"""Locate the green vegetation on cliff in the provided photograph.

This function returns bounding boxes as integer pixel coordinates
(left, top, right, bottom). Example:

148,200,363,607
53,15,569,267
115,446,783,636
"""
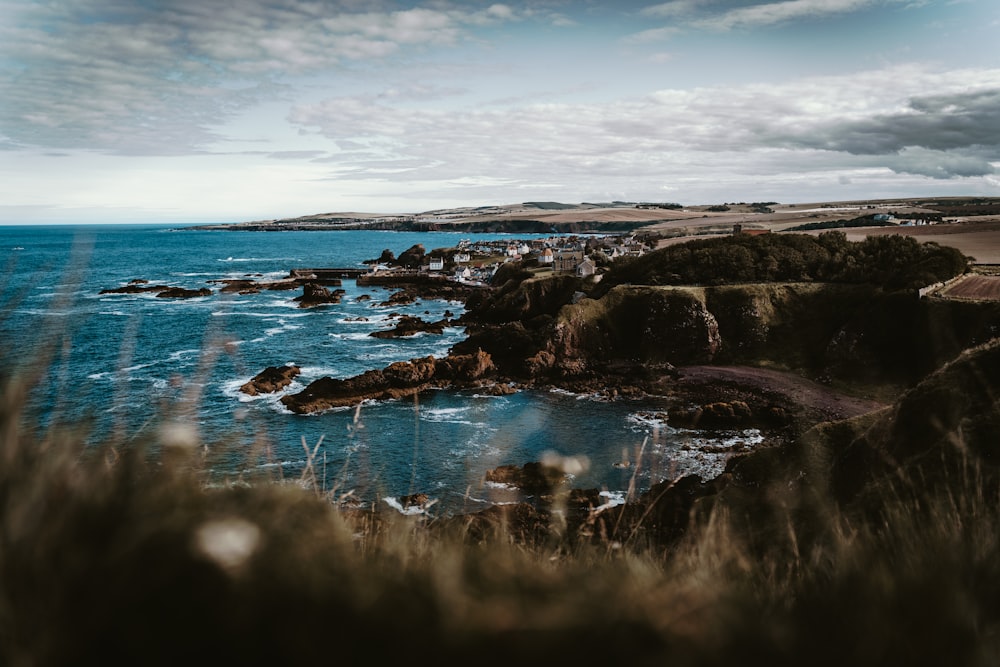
598,232,969,292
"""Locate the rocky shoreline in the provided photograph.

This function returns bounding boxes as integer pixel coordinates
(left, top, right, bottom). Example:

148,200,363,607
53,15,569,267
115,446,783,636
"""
106,234,1000,546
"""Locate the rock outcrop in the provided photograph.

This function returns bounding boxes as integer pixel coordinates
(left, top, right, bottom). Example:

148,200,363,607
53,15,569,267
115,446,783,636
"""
100,282,212,298
484,462,569,495
369,316,448,339
156,287,212,299
293,283,345,308
240,365,301,396
279,349,495,414
99,280,170,295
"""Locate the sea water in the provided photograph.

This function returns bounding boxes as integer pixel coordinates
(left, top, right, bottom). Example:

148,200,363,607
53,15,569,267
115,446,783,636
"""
0,224,757,513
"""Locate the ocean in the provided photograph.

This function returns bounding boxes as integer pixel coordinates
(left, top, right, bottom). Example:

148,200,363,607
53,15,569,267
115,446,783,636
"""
0,224,759,514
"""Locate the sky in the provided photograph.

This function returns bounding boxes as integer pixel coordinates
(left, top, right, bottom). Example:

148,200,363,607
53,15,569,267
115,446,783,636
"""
1,0,999,223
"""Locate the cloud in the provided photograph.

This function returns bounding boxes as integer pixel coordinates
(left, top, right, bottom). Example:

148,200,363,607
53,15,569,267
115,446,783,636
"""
288,64,1000,189
695,0,881,30
640,0,712,18
787,89,1000,155
625,26,682,42
633,0,908,35
0,0,521,154
768,88,1000,176
267,150,328,160
883,148,995,179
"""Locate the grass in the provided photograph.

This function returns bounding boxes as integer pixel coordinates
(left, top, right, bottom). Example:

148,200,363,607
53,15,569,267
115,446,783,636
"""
3,352,1000,667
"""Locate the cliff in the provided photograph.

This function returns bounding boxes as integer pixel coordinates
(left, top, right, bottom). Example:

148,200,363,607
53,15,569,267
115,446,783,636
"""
459,276,1000,389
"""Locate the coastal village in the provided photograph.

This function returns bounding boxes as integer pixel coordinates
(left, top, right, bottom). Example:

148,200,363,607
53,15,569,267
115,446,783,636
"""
366,234,654,285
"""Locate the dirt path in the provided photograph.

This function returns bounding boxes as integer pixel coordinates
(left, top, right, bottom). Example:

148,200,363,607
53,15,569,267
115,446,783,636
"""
675,365,887,422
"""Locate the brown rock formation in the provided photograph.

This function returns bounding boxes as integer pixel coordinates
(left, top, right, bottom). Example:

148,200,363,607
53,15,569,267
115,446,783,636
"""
370,316,447,339
484,462,568,495
214,279,262,294
279,350,495,414
240,365,301,396
293,283,345,308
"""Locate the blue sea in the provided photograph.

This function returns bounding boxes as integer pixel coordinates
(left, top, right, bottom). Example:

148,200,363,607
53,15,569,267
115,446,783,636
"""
0,225,759,513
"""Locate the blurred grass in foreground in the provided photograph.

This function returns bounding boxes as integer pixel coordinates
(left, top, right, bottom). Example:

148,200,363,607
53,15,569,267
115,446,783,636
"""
3,350,1000,667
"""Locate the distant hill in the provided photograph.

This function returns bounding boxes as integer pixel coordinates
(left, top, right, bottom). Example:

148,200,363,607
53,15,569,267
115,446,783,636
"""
184,197,1000,241
522,202,580,210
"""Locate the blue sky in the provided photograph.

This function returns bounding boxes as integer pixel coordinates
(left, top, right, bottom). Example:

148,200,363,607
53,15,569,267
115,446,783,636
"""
1,0,998,223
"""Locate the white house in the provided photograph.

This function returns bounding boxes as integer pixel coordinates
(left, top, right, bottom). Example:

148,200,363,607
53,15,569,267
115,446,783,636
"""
429,257,445,271
576,258,596,278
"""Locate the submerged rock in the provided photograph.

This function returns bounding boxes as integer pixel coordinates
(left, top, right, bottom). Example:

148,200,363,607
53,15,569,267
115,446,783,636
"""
100,283,171,295
156,287,212,299
101,282,212,299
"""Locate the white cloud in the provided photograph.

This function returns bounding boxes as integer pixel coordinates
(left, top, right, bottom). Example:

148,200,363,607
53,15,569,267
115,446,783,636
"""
695,0,890,30
288,64,1000,191
626,25,682,42
640,0,712,18
633,0,909,34
0,0,521,155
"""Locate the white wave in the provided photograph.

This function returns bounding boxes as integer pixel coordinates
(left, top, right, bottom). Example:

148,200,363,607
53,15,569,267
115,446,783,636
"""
221,378,253,402
484,481,518,490
256,460,304,470
470,390,516,399
421,407,477,425
335,332,378,342
262,322,302,338
121,362,155,373
299,366,338,378
14,308,72,317
627,412,670,430
383,497,435,516
425,407,469,417
592,491,626,512
220,376,304,405
214,310,312,319
168,348,201,362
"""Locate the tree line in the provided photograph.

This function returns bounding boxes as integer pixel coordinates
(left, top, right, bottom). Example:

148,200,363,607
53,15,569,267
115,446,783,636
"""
598,232,969,291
